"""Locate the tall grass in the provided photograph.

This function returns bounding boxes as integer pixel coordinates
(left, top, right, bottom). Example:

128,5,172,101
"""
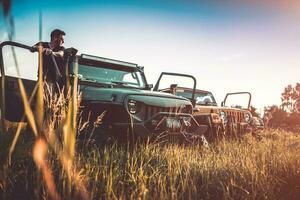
1,73,300,200
1,127,300,199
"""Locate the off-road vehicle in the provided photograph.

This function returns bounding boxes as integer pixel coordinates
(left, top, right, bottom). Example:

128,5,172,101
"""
0,41,206,143
155,72,255,140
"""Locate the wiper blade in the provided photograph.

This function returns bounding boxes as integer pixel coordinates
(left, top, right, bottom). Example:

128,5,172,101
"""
72,74,97,83
110,81,141,88
78,77,112,87
79,77,97,83
111,81,129,86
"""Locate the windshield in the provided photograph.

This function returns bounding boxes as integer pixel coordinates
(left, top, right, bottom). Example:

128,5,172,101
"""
175,90,217,106
195,93,217,105
72,62,146,88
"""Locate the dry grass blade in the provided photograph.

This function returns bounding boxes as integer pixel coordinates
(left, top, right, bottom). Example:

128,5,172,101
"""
93,110,106,128
33,138,61,200
36,45,44,132
0,71,6,134
0,0,13,134
8,83,38,165
72,58,78,132
60,58,91,199
63,103,75,159
1,0,11,17
59,152,91,200
18,79,38,136
63,57,78,160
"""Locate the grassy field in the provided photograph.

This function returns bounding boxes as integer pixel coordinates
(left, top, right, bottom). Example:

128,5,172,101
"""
1,127,300,200
0,67,299,199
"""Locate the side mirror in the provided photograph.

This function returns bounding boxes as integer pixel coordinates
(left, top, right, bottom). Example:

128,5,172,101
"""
146,84,153,90
170,84,178,89
170,84,178,94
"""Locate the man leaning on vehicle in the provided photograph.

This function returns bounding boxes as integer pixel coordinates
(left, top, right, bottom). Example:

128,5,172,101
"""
34,29,66,88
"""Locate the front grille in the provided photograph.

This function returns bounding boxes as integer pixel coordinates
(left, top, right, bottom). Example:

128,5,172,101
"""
225,111,245,123
141,104,197,134
143,105,189,120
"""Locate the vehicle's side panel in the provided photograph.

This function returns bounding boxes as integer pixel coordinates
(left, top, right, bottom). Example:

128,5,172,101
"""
0,76,36,122
0,41,38,122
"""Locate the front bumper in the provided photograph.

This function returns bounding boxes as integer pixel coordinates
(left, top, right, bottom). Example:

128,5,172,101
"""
113,112,207,138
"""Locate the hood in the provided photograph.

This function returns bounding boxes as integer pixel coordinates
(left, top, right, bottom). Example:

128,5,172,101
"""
79,86,191,107
194,105,250,114
194,105,219,114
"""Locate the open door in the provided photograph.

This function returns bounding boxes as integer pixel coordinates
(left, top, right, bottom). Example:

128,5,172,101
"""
153,72,197,106
0,41,38,122
222,92,252,109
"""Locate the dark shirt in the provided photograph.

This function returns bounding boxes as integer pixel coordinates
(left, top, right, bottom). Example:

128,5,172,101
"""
36,42,65,83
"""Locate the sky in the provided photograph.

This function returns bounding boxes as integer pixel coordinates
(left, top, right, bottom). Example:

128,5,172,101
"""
1,0,300,113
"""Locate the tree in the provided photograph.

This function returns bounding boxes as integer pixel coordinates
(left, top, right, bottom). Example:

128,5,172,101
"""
250,106,260,117
281,83,300,113
263,105,288,128
264,83,300,132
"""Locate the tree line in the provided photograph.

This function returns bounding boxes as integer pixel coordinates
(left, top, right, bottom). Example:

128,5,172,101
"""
264,83,300,132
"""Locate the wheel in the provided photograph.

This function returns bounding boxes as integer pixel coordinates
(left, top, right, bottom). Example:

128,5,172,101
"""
77,123,114,149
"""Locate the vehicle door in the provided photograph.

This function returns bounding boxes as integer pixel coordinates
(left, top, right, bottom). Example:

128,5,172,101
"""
153,72,197,106
0,41,38,122
222,92,252,109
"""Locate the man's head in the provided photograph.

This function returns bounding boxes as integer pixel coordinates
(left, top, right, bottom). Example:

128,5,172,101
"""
50,29,65,47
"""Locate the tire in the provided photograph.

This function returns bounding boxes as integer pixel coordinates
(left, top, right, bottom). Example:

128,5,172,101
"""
77,123,114,149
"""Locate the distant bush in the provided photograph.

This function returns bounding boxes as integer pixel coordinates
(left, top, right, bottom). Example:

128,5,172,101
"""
264,83,300,132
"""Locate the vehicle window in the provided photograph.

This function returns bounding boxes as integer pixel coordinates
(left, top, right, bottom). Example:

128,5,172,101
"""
196,95,215,105
123,73,136,83
2,46,38,80
174,90,216,105
175,91,192,99
76,63,146,88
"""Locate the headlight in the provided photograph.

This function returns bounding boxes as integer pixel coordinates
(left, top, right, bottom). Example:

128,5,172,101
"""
211,113,221,123
244,113,251,123
181,104,192,114
128,99,138,114
219,111,227,123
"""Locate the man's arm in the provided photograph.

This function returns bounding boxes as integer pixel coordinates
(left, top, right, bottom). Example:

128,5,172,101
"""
50,50,64,58
33,42,64,58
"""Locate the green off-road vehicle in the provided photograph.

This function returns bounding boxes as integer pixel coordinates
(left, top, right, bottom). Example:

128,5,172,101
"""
156,72,256,141
0,41,207,143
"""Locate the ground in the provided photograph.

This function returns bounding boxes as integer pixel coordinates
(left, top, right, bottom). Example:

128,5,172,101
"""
1,127,300,200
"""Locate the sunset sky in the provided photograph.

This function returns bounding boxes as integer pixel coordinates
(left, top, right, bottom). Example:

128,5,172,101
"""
1,0,300,113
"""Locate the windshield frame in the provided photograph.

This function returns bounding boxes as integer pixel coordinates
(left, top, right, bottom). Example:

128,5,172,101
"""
69,55,148,89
